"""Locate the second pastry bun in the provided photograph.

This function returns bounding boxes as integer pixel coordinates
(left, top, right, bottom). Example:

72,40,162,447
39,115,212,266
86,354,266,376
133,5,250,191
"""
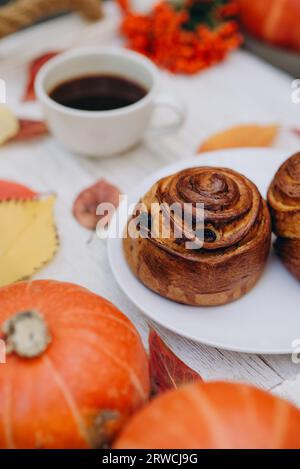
268,152,300,238
268,152,300,280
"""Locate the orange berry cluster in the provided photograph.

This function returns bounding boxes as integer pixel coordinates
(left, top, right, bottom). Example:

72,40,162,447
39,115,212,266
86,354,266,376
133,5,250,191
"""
118,1,242,74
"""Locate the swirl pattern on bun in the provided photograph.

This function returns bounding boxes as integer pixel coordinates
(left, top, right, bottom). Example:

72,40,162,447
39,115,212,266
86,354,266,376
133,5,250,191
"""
268,152,300,280
124,166,271,306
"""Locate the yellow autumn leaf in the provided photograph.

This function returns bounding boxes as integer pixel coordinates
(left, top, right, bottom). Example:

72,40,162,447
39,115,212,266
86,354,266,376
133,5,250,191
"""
197,124,279,153
0,196,58,287
0,105,19,145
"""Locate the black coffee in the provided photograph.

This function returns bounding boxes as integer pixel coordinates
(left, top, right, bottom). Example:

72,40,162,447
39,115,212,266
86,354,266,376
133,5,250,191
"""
49,74,148,111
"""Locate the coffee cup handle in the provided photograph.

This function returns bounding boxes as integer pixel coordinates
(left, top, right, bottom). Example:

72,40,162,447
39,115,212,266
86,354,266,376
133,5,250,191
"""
149,94,186,135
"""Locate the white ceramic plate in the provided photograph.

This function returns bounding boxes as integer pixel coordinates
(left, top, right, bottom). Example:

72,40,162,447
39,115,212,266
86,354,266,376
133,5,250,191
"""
108,148,300,354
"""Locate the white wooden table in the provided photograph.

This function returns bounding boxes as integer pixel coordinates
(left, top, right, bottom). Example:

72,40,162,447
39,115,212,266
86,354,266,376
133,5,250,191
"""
1,2,300,405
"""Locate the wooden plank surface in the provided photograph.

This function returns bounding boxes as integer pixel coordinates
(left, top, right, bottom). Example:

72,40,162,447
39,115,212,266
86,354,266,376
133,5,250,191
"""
1,2,300,402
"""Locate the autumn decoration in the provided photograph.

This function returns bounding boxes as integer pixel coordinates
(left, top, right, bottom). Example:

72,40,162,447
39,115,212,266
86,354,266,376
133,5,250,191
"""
0,105,19,144
0,280,150,448
118,0,242,74
0,180,37,201
73,179,121,230
0,278,299,450
149,329,202,395
0,105,48,145
197,123,279,152
11,119,49,141
23,51,60,101
238,0,300,52
0,195,58,287
114,381,300,449
1,1,299,452
292,128,300,139
0,180,58,287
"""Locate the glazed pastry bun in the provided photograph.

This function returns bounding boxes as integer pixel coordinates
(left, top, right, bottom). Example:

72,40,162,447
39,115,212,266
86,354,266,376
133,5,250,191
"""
124,166,271,306
268,152,300,280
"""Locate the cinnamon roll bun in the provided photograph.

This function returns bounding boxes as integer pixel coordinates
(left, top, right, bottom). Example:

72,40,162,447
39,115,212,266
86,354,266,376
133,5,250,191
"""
268,152,300,280
124,167,271,306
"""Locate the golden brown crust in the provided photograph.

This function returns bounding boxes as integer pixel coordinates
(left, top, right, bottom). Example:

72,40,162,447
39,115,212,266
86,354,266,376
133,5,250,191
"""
267,152,300,238
274,237,300,281
268,153,300,281
124,167,271,306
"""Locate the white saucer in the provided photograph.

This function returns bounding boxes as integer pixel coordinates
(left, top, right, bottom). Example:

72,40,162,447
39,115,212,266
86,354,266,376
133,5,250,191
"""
108,148,300,354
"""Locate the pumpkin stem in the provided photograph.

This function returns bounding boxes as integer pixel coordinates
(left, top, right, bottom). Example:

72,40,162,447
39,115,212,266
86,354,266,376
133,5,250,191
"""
2,311,51,358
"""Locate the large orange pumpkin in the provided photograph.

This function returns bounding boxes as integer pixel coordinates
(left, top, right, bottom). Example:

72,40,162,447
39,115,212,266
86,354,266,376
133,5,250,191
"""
114,381,300,449
239,0,300,51
0,280,150,449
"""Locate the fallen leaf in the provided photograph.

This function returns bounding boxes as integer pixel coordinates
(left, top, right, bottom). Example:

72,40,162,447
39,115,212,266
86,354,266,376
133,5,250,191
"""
149,329,202,395
0,196,58,287
0,180,37,200
197,124,279,153
0,105,19,144
23,51,60,101
11,119,48,142
73,179,121,230
291,128,300,138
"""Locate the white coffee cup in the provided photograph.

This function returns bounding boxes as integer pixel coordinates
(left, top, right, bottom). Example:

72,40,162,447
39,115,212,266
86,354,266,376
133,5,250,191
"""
35,47,185,158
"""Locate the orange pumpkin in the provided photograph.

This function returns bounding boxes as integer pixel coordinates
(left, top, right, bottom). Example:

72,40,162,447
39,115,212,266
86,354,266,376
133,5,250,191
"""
0,280,150,449
239,0,300,51
114,381,300,449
